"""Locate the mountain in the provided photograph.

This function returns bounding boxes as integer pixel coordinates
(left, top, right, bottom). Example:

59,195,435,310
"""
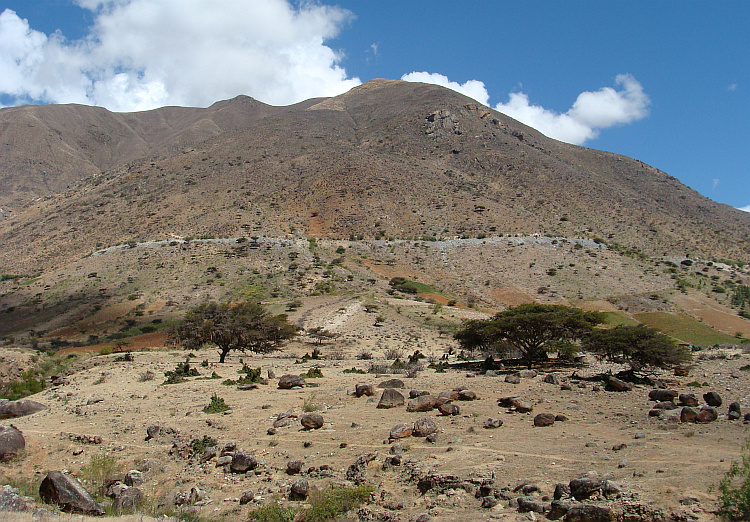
0,79,749,340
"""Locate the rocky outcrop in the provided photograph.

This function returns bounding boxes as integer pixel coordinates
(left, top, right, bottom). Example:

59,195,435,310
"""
39,471,105,515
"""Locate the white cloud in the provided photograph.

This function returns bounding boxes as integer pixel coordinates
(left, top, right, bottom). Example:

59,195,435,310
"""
728,83,738,92
739,205,750,213
496,74,650,144
712,178,720,190
0,1,361,111
401,71,490,106
403,71,650,145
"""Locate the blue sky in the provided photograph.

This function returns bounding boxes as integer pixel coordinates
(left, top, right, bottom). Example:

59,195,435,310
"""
1,1,748,213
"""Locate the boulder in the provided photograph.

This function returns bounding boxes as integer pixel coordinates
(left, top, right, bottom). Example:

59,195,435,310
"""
378,378,405,389
112,487,142,512
0,399,47,419
286,460,304,475
606,376,633,392
412,417,437,437
553,483,571,500
355,384,375,397
678,393,698,407
648,389,678,402
505,374,521,384
0,425,25,461
565,504,613,522
543,373,561,385
377,388,405,409
729,402,742,414
0,485,27,512
533,413,556,427
516,496,548,513
510,398,533,413
497,396,518,408
290,478,308,500
300,413,324,430
569,477,601,500
278,374,305,389
518,370,537,379
704,392,722,407
407,395,436,412
457,390,478,401
39,471,105,515
239,491,254,505
484,418,503,429
437,403,460,416
697,406,718,423
230,452,257,473
389,424,413,439
409,390,430,399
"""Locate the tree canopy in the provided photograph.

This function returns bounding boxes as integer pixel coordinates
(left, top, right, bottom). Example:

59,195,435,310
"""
169,301,297,363
582,324,690,372
454,303,603,368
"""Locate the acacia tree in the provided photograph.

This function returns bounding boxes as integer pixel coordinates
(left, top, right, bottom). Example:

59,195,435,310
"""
454,304,603,369
582,324,690,372
169,301,297,363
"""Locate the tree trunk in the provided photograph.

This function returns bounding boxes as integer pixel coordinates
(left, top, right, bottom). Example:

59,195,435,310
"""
219,347,229,363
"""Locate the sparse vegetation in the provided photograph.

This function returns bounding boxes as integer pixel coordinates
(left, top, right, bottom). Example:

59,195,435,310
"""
203,393,230,413
714,437,750,520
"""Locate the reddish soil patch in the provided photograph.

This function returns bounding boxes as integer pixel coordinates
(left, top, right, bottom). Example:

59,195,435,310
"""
673,291,750,337
56,331,169,355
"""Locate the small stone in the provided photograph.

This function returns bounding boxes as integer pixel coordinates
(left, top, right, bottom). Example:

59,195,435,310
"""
412,417,437,437
239,491,254,505
437,403,460,416
533,413,556,427
286,460,304,475
606,376,633,392
300,413,324,430
389,424,413,439
230,452,257,473
704,392,723,407
484,418,503,429
289,478,308,500
697,406,718,423
505,374,521,384
407,395,437,412
681,407,698,423
355,384,375,397
678,393,698,407
378,378,405,389
377,388,405,409
278,374,305,389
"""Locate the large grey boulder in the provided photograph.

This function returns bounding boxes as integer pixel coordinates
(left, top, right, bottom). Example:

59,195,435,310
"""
0,400,47,419
39,471,105,515
0,425,25,461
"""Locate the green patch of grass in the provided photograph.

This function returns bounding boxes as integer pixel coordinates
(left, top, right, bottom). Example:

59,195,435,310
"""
247,503,298,522
633,311,740,346
191,435,217,454
246,485,374,522
0,369,45,401
79,453,121,497
203,393,230,414
601,311,640,327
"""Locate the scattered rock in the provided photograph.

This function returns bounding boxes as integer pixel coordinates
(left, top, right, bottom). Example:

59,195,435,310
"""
437,403,460,416
565,503,613,522
606,376,633,392
569,477,601,500
703,391,722,407
407,395,436,412
278,374,305,389
113,487,142,512
680,407,698,423
543,373,561,385
0,399,47,419
533,413,556,427
239,490,254,504
377,388,405,409
355,384,375,397
484,418,503,429
510,398,533,413
0,425,25,461
648,389,678,402
553,483,571,500
286,460,304,475
412,417,437,437
678,393,699,407
300,413,324,430
0,485,27,511
505,374,521,384
289,478,308,500
518,370,537,379
697,406,718,423
516,496,548,513
378,379,405,389
457,390,478,401
230,452,257,473
39,471,105,515
346,452,377,483
389,424,413,439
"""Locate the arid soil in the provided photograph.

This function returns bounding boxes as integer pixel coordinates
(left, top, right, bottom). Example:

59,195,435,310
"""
2,295,750,521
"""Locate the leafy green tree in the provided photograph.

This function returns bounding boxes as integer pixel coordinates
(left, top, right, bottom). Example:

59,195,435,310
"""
582,324,690,372
169,301,297,363
714,436,750,520
454,304,603,368
307,326,338,345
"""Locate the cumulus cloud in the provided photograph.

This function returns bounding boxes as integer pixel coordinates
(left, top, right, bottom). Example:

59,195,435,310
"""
0,0,361,111
739,205,750,213
404,71,650,145
496,74,650,144
402,71,490,106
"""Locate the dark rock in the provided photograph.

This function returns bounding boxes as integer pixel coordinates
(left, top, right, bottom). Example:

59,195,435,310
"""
729,401,742,413
481,496,498,508
569,477,601,500
516,496,548,513
230,452,257,473
606,376,633,392
239,490,254,505
300,412,324,430
124,470,144,487
407,395,436,412
704,391,722,407
0,425,25,461
412,417,437,437
415,515,431,522
409,390,430,399
560,383,573,391
533,413,556,427
377,388,405,409
39,471,105,515
729,410,742,421
544,373,561,385
278,374,305,389
289,478,308,500
390,443,404,455
286,460,304,475
505,374,521,384
555,414,569,422
548,500,571,520
389,424,413,439
678,393,699,407
648,389,678,402
564,503,613,522
355,384,375,397
417,473,474,495
697,406,718,423
497,396,518,407
437,403,460,416
601,480,621,498
519,370,537,378
680,406,698,423
378,379,405,389
654,401,677,410
612,443,627,451
426,432,438,443
484,418,503,429
0,399,47,419
648,409,662,417
383,455,402,469
553,483,571,500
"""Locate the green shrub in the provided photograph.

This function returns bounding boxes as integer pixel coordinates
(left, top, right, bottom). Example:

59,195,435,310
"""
300,484,374,522
300,367,323,378
343,367,366,374
162,359,199,385
203,393,230,414
714,437,750,520
79,454,121,496
0,369,45,400
99,346,113,356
